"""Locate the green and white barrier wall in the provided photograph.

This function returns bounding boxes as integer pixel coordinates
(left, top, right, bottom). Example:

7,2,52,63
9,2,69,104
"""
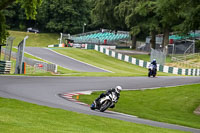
94,45,200,76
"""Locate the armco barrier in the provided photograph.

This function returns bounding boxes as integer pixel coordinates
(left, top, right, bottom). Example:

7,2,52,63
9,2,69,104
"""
0,61,12,74
94,45,200,76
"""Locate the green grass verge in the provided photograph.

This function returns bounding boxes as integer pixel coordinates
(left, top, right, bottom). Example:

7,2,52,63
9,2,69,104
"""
0,97,187,133
130,54,172,63
79,84,200,129
9,30,59,47
53,48,173,77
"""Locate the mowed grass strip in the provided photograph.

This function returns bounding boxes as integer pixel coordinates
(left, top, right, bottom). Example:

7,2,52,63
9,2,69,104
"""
53,48,172,76
0,97,187,133
130,54,172,63
9,30,59,47
79,84,200,129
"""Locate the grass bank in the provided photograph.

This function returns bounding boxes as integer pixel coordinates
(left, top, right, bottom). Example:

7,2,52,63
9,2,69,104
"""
0,97,186,133
130,54,172,63
79,84,200,129
8,30,59,47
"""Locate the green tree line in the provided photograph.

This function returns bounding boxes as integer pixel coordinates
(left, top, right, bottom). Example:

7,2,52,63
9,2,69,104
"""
92,0,200,49
1,0,200,50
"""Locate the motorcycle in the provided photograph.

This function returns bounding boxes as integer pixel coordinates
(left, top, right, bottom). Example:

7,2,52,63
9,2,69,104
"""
148,64,157,77
90,92,118,112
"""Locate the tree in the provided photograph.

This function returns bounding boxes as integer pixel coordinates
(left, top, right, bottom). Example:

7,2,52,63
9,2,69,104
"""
92,0,139,47
91,0,123,30
173,0,200,34
155,0,184,52
115,0,152,49
133,0,159,49
0,0,42,44
36,0,90,34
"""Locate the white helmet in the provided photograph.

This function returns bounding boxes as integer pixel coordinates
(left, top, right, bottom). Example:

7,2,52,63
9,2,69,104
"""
115,86,122,93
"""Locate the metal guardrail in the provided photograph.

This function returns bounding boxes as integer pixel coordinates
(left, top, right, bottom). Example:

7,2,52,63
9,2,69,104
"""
171,53,200,69
0,61,11,74
2,48,57,73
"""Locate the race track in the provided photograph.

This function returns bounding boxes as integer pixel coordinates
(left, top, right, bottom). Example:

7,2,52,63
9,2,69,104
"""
0,76,200,132
24,47,109,72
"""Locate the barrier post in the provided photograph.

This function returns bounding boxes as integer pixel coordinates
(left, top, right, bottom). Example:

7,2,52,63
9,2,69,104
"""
23,62,26,74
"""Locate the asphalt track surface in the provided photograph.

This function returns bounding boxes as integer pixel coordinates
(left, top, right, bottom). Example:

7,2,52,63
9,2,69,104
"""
24,47,109,72
0,76,200,132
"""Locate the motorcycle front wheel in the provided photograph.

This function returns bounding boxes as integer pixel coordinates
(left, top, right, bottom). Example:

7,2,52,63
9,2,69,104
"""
148,70,151,77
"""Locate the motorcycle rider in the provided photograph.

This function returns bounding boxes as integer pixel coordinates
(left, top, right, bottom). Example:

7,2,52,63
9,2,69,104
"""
151,59,157,67
93,86,122,109
151,59,157,73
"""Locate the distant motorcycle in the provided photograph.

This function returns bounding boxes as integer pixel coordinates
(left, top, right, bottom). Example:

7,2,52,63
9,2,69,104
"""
90,92,118,112
148,64,157,77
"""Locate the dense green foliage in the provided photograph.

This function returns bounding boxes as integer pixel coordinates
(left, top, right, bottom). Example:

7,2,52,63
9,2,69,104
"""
0,12,8,44
3,0,93,33
79,84,200,129
0,0,42,44
36,0,91,33
1,0,200,46
92,0,200,49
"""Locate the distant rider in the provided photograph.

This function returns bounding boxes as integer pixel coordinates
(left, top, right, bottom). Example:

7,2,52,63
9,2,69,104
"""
94,86,122,109
151,59,157,67
151,59,157,72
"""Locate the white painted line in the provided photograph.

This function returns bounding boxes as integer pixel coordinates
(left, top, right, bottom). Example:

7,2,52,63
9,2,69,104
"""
46,48,113,73
107,110,137,118
76,91,92,95
16,47,74,71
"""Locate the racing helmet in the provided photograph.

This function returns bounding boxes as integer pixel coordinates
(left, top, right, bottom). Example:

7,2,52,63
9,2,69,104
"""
115,86,122,93
153,59,156,62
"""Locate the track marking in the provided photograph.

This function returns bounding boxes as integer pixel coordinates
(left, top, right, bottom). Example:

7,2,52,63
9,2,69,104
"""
46,48,113,73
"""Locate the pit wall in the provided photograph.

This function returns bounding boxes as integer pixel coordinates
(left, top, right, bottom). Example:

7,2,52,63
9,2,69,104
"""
94,45,200,76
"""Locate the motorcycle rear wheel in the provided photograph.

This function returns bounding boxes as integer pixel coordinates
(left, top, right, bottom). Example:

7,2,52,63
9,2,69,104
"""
99,100,111,112
90,103,95,110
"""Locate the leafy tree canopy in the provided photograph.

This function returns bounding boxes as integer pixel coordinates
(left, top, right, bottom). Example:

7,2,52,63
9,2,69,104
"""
0,0,42,44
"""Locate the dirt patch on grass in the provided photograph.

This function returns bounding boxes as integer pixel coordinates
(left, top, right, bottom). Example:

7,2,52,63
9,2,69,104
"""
194,105,200,115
